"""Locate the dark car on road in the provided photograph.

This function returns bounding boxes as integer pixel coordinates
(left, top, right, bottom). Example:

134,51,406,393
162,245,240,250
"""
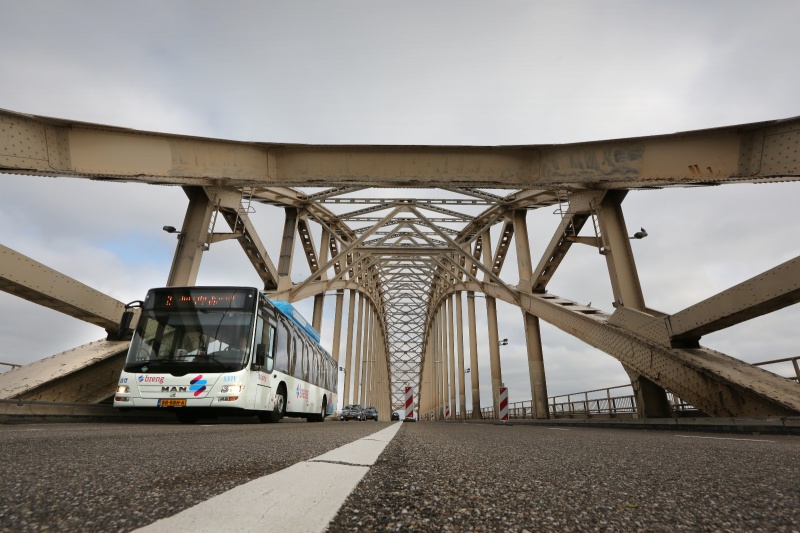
391,412,400,421
363,407,378,421
340,404,365,421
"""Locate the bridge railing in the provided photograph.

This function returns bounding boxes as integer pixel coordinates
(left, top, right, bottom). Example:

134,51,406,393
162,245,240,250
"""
461,355,799,420
753,355,800,383
465,385,638,420
0,362,22,373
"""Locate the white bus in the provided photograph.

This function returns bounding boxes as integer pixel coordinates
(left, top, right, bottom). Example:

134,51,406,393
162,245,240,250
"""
114,287,337,424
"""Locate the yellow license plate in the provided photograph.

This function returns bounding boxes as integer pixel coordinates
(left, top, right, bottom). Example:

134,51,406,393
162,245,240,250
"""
158,399,187,407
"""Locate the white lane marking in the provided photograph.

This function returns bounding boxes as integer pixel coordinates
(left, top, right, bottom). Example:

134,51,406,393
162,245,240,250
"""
675,435,773,443
311,423,402,466
547,428,572,431
135,422,403,533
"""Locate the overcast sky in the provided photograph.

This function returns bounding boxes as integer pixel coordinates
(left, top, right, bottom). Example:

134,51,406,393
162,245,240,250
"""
1,1,799,411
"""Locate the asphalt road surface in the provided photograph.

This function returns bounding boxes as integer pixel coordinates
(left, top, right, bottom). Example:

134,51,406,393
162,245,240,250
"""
1,420,798,532
327,422,800,532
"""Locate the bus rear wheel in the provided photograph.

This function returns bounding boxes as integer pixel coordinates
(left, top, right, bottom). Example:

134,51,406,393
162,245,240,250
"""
307,400,326,423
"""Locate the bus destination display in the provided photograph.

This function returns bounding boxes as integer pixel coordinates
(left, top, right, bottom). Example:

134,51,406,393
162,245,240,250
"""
149,289,253,310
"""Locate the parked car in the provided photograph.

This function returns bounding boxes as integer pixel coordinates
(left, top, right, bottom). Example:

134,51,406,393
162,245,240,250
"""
340,404,365,421
363,407,378,421
391,412,400,421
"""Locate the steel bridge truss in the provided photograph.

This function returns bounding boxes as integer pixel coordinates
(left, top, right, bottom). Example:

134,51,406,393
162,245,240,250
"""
0,109,799,419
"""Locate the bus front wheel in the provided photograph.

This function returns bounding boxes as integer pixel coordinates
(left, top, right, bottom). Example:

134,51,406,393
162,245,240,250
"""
259,387,286,423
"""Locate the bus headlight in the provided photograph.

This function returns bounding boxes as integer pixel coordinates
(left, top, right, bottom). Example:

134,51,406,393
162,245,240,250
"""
117,385,129,394
221,385,242,394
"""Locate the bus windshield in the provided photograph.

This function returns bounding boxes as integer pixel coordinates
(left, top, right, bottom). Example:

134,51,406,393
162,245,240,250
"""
124,307,255,375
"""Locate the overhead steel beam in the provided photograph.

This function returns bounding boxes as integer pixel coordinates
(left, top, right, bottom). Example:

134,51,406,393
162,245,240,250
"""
4,109,798,189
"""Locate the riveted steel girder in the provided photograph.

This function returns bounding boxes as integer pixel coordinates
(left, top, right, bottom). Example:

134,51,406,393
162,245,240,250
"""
0,244,133,334
3,109,799,189
2,107,799,416
475,283,800,417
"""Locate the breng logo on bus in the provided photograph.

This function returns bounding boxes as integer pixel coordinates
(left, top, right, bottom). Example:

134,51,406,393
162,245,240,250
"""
190,375,207,396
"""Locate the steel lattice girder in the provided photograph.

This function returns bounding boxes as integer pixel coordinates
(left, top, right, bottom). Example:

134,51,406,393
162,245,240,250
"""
2,108,800,415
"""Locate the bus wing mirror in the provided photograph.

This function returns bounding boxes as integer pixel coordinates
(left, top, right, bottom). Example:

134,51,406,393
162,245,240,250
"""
117,300,144,339
118,311,134,336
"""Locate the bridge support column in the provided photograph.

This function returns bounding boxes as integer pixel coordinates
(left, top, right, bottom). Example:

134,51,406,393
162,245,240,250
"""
368,303,375,406
378,327,389,420
166,187,215,287
598,191,670,418
486,296,503,419
522,311,549,419
437,310,446,420
480,229,504,419
343,290,357,405
331,290,344,365
424,337,434,419
513,209,550,419
481,230,503,418
447,296,456,417
360,303,372,406
467,291,482,418
429,314,437,418
353,294,365,405
455,292,466,419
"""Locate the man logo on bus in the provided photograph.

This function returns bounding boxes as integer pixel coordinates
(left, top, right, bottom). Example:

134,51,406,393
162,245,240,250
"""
296,385,309,399
190,375,207,396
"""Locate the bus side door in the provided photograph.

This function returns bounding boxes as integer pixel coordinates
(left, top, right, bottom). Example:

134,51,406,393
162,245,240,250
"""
253,314,276,411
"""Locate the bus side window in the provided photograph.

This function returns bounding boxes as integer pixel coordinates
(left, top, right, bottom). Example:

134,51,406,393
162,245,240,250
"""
312,348,319,388
274,322,290,373
288,333,296,377
303,343,310,382
261,324,276,373
290,339,298,379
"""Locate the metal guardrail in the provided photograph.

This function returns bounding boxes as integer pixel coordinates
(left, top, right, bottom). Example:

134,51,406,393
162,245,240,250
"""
461,356,799,420
754,355,800,383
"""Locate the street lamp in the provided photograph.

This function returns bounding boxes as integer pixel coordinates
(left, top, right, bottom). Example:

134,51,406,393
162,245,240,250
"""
629,227,648,239
499,338,508,346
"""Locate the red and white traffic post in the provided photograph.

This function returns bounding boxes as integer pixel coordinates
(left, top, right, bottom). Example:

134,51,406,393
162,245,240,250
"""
404,386,414,420
499,387,509,421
